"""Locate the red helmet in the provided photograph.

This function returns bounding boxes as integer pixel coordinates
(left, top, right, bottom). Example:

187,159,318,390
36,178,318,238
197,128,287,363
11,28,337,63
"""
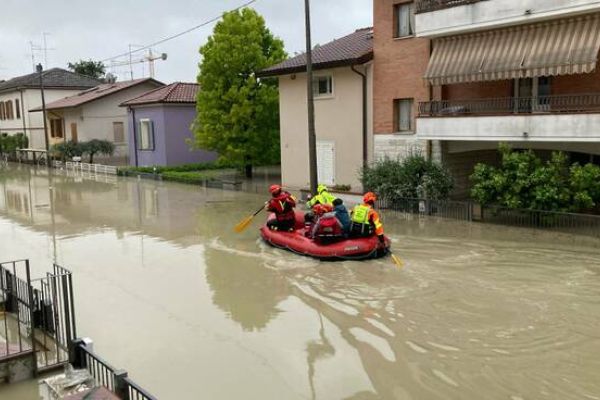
363,192,377,204
269,184,282,195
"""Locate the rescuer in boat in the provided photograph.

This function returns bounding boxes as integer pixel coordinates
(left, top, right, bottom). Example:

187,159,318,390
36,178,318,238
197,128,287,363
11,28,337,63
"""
350,192,385,244
266,184,297,231
305,184,337,225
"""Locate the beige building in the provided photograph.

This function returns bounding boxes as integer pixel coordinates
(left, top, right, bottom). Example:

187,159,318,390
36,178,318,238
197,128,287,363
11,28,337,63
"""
31,78,164,164
0,68,100,149
259,28,374,192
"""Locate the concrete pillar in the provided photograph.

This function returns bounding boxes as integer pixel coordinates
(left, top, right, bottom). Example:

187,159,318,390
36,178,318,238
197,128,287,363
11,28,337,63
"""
69,337,93,368
431,140,443,164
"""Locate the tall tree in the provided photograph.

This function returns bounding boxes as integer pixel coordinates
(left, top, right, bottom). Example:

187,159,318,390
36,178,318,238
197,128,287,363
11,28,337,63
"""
68,60,107,80
194,8,286,177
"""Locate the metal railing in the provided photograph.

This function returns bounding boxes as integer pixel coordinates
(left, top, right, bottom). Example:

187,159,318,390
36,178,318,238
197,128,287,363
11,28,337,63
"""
416,0,484,14
481,206,600,237
378,197,474,221
419,93,600,117
73,342,157,400
54,160,118,175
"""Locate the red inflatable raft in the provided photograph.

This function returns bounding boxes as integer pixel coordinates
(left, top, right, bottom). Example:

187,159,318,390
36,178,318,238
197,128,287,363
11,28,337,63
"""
260,211,391,261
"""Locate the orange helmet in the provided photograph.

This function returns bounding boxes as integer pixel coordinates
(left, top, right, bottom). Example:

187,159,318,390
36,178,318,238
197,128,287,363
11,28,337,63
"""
363,192,377,204
269,184,282,195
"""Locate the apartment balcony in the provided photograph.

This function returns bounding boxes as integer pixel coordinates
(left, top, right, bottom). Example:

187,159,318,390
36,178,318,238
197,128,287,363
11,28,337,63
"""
415,0,600,38
417,93,600,142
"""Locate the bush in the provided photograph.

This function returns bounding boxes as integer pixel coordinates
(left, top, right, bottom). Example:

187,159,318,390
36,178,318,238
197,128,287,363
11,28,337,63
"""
361,154,454,201
52,141,85,159
0,133,28,155
52,139,115,162
470,144,600,212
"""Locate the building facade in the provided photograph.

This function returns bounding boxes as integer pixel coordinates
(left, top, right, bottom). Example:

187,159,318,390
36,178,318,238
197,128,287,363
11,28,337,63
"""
0,68,100,149
33,78,164,164
121,82,217,167
260,28,374,192
374,0,600,198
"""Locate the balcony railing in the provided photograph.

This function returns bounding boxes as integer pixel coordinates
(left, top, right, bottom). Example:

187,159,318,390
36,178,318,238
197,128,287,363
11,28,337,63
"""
419,93,600,117
416,0,484,14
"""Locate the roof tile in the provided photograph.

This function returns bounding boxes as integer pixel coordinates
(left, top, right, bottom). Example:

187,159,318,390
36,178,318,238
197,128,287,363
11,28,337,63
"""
120,82,199,106
0,68,101,93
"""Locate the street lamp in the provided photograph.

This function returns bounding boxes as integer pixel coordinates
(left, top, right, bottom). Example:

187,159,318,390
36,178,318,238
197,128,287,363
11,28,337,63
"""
36,63,51,168
304,0,318,195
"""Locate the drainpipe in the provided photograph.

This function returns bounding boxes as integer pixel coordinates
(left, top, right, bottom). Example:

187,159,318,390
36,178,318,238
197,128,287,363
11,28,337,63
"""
19,89,27,142
351,64,368,172
131,107,139,167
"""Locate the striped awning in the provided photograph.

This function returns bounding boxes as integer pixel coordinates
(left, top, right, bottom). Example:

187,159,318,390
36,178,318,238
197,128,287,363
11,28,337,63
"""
425,14,600,85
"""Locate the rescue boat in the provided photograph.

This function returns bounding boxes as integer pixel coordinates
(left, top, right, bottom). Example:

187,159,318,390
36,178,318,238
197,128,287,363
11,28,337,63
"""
260,211,391,261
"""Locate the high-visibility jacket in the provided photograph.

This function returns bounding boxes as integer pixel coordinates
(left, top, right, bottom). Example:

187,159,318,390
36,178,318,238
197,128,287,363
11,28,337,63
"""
351,203,383,236
267,191,296,222
307,190,336,208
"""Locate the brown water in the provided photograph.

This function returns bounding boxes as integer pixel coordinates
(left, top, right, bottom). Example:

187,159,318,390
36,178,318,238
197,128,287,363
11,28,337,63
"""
1,164,599,400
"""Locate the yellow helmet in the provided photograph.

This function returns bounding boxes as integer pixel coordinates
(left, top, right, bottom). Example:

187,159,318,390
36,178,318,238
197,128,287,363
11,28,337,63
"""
317,184,328,194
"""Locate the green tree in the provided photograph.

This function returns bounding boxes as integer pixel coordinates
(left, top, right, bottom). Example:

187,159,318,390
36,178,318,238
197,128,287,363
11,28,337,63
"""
193,8,286,177
81,139,115,163
67,60,107,80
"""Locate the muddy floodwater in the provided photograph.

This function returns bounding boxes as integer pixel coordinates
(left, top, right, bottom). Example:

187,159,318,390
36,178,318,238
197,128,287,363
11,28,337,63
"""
1,164,599,400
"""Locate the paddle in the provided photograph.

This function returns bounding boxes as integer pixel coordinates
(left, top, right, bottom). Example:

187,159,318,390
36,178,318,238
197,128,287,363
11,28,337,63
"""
390,252,404,269
234,204,266,233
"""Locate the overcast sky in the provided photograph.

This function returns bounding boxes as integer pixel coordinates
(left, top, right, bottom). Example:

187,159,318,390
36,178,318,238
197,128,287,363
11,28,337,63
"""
0,0,372,83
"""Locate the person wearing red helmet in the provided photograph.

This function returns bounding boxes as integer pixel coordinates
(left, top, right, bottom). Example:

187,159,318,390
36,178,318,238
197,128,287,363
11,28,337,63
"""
265,184,297,231
350,192,384,243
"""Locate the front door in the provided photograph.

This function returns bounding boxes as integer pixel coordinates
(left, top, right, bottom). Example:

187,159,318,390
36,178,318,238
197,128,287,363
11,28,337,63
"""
70,123,78,143
316,140,335,186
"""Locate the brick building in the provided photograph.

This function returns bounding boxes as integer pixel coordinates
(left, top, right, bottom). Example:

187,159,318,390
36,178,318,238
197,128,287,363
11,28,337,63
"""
373,0,600,198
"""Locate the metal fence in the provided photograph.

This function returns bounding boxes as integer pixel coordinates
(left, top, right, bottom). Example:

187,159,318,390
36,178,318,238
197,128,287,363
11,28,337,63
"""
0,260,34,360
416,0,484,14
419,93,600,117
73,342,157,400
0,260,76,371
378,197,474,221
481,206,600,238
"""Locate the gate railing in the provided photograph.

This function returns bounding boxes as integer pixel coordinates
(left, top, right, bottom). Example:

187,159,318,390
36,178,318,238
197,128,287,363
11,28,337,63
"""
54,160,118,175
0,260,76,371
72,340,158,400
378,197,474,221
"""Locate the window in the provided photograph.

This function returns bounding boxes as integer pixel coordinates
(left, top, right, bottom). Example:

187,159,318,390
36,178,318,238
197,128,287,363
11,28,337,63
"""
313,75,333,97
50,118,64,138
394,98,413,132
15,99,20,119
5,101,13,120
394,2,415,38
138,119,154,150
0,102,4,120
113,122,125,143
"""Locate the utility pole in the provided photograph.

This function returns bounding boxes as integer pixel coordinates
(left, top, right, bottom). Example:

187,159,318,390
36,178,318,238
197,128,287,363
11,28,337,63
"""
304,0,318,195
37,64,51,168
42,32,50,67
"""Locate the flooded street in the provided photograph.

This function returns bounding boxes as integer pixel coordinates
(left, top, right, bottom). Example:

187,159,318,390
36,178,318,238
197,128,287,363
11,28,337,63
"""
1,164,599,400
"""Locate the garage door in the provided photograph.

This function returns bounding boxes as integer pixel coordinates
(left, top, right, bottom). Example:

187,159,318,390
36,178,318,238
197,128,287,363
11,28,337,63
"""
317,140,335,185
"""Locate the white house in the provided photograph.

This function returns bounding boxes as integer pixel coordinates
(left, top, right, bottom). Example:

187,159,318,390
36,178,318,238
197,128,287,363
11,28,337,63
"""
31,78,164,164
0,68,101,149
258,28,374,192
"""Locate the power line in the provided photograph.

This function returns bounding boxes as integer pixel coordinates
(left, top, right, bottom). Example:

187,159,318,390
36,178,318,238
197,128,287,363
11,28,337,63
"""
100,0,259,63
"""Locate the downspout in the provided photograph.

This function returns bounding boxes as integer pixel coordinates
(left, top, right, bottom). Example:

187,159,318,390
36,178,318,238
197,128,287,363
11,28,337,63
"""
131,107,139,167
427,40,434,162
350,64,368,172
19,90,27,141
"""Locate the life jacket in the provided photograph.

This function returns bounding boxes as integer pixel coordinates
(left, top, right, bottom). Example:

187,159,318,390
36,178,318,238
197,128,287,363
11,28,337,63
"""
268,191,296,222
308,190,337,208
351,203,383,236
352,204,371,225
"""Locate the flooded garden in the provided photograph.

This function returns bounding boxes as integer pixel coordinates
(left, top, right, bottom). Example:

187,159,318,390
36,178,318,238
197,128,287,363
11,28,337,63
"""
0,164,599,399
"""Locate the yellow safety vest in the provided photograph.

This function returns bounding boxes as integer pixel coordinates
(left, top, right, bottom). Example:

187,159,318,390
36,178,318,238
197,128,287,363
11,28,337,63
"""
308,191,336,207
352,204,371,225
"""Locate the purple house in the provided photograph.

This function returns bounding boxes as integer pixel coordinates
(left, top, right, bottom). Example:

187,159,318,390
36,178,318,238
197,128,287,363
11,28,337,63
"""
120,82,217,167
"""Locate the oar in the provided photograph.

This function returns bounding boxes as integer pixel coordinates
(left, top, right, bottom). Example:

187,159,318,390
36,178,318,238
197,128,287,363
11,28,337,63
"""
234,204,266,233
390,252,404,269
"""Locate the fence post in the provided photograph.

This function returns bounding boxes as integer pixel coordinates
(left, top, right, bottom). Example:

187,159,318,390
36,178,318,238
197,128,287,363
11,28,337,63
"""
114,369,130,400
70,337,93,368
